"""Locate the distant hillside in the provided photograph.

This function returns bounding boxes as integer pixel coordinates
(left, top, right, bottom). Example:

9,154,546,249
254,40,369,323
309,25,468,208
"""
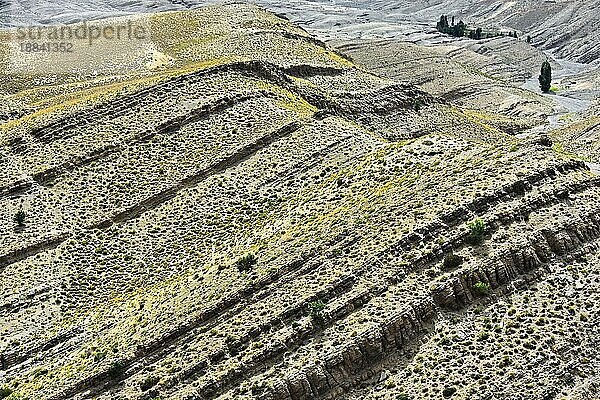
1,0,598,63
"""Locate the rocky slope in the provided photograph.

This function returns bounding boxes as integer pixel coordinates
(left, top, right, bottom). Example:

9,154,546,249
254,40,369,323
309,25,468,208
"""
332,38,555,132
0,4,599,400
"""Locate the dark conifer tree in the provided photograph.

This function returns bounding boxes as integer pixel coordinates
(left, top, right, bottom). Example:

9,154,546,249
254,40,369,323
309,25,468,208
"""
475,27,482,39
539,60,552,93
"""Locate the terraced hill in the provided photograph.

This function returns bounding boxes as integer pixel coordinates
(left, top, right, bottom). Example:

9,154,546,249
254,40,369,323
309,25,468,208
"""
1,4,599,400
331,38,556,132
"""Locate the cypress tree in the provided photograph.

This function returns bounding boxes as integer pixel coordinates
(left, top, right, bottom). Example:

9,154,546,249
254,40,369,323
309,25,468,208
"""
453,20,466,37
475,27,482,39
437,15,450,33
539,60,552,93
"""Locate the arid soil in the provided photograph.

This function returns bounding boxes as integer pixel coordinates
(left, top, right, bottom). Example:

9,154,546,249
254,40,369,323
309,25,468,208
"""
0,3,599,400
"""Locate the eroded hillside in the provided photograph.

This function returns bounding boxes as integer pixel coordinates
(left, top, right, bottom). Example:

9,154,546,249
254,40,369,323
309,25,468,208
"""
0,4,599,400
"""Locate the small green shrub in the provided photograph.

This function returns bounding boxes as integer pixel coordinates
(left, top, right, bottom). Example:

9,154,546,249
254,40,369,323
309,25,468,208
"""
140,375,160,390
442,387,457,397
439,336,452,346
13,209,26,226
466,218,486,245
413,99,422,112
31,367,48,377
236,253,257,272
108,360,126,378
308,300,326,323
92,349,107,362
473,281,490,296
0,387,13,399
442,252,463,270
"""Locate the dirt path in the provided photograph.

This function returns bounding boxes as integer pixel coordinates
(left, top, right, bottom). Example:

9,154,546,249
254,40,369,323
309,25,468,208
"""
518,56,594,137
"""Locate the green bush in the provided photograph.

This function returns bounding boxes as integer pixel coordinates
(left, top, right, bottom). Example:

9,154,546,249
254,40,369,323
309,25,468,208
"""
140,375,160,390
308,300,326,323
13,209,26,226
442,387,457,397
466,218,486,245
31,367,48,377
108,360,126,378
0,388,13,399
473,281,490,296
92,349,107,362
236,253,257,272
442,252,463,270
413,99,422,112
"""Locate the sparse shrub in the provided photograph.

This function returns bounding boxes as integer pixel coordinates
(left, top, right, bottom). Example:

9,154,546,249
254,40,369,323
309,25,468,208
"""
13,209,26,226
382,379,395,389
466,218,486,245
499,355,511,367
93,349,107,362
513,180,527,195
236,253,257,272
442,252,463,270
442,387,457,397
308,300,326,323
31,367,48,377
140,375,159,391
413,99,422,112
439,335,451,345
0,387,13,399
225,333,241,355
473,281,490,296
108,360,126,378
477,330,490,341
